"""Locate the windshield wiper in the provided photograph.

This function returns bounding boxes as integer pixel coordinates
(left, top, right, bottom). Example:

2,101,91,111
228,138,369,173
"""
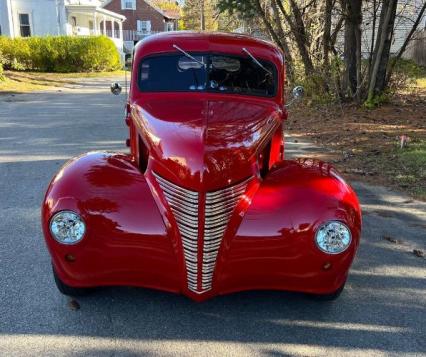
173,44,206,68
242,48,272,75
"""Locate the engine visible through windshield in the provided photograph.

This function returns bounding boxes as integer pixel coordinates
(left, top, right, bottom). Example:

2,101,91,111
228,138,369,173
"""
138,53,277,97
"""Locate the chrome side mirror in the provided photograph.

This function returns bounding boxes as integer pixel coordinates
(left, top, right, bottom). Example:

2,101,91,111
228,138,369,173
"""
285,85,304,108
292,86,304,100
110,82,122,95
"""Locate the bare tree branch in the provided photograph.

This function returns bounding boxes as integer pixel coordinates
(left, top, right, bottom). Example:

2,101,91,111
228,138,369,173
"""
387,1,426,80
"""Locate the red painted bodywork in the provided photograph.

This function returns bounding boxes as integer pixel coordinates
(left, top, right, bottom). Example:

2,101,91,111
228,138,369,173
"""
42,32,362,302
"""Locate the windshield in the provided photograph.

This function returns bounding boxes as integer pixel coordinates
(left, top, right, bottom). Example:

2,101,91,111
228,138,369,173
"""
138,53,277,97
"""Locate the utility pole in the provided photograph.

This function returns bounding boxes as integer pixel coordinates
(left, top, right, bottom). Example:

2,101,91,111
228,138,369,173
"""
200,0,205,30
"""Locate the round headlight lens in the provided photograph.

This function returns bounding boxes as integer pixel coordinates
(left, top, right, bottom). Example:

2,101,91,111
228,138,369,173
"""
315,221,351,254
50,211,86,245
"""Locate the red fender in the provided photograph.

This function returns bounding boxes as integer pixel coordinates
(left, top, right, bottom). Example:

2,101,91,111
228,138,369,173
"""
42,152,182,294
42,153,361,301
215,158,362,296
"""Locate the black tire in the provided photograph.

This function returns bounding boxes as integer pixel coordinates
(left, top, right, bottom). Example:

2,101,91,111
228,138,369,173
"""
52,265,91,296
309,281,346,301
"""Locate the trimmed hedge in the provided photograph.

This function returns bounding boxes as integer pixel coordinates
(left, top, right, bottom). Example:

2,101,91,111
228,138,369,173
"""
0,35,121,72
0,53,3,81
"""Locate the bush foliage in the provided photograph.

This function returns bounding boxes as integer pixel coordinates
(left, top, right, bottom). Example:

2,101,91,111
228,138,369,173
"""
0,57,4,81
0,47,4,80
0,36,121,72
290,57,426,107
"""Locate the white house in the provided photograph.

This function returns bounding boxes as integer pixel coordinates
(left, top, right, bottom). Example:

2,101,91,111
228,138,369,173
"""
0,0,126,52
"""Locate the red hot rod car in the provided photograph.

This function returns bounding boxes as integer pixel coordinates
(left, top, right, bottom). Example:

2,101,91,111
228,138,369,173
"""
42,32,361,302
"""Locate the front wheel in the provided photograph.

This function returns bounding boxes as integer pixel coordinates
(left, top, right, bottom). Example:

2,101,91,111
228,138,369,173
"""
52,265,91,296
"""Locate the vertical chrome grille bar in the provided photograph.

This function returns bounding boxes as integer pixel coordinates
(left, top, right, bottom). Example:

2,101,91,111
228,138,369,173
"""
153,172,200,293
154,172,250,293
202,178,250,291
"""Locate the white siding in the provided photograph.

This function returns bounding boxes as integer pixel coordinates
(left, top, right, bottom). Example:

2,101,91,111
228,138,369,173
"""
0,0,14,36
5,0,67,37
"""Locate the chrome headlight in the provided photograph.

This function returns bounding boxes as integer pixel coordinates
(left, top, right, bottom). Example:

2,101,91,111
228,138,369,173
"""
315,221,351,254
50,211,86,245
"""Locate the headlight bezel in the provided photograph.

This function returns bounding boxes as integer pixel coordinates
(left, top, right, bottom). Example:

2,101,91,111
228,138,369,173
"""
49,210,86,245
315,220,352,255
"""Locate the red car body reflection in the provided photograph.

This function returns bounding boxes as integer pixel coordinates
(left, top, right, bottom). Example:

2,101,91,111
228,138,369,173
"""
42,32,361,302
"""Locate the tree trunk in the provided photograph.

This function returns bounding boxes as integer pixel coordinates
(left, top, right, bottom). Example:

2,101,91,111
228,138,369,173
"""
271,0,295,79
276,0,314,75
342,0,362,97
367,0,398,101
323,0,333,68
368,0,378,75
253,0,294,81
330,15,345,54
200,0,205,30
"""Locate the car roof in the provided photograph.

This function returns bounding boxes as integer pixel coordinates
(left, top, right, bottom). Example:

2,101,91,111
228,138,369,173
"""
134,31,284,67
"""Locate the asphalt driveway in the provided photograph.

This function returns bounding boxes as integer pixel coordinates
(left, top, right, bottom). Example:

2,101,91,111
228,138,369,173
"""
0,79,425,356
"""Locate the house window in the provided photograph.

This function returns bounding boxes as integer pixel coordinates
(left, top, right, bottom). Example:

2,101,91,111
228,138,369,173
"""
19,14,31,37
71,16,77,35
89,20,94,35
121,0,136,10
137,20,151,34
166,22,174,31
114,22,120,38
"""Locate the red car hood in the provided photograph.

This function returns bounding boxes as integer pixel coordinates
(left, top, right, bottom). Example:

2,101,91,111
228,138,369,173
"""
133,94,281,190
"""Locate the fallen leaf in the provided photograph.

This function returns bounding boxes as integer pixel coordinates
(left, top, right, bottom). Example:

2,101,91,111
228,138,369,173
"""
68,299,80,311
383,236,399,244
413,249,424,258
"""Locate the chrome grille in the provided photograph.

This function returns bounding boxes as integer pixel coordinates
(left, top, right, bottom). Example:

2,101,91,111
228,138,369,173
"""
202,178,250,291
153,173,199,293
154,172,250,293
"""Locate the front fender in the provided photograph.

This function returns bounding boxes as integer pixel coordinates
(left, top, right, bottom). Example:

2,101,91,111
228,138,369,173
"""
41,152,181,291
216,159,362,295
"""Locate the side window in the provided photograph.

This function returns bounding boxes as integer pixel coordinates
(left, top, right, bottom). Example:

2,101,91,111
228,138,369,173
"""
19,14,31,37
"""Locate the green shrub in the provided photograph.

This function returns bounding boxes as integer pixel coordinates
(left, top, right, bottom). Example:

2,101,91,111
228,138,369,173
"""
0,48,4,81
290,56,344,105
363,91,391,109
388,58,426,92
0,35,121,72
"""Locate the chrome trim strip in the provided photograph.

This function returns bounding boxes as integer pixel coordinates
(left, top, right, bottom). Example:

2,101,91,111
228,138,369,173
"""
154,174,198,198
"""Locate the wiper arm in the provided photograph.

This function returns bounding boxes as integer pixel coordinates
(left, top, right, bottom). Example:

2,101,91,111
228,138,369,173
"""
173,44,206,68
242,48,272,75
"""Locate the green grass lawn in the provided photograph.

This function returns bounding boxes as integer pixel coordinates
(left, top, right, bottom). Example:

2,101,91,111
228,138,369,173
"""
0,70,126,93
